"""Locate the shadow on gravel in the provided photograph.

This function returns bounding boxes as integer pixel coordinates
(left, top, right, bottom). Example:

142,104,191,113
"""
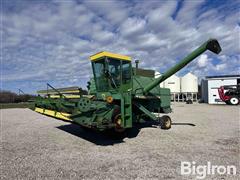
56,121,161,146
57,121,196,145
172,122,196,126
57,124,124,146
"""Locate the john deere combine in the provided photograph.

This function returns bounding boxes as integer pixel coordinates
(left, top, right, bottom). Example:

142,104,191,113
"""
34,39,221,132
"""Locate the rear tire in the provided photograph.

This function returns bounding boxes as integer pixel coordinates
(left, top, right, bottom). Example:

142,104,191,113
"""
161,115,172,130
229,97,239,105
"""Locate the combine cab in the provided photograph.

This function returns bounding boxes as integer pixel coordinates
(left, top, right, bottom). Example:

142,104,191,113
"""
218,85,240,105
33,39,222,133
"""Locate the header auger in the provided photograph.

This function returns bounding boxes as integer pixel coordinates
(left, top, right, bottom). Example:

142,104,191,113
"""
33,39,221,134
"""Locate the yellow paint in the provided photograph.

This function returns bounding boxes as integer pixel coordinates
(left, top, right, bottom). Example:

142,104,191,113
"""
37,90,80,95
55,112,72,121
35,107,44,113
44,109,55,116
49,95,81,99
106,96,113,103
34,107,72,121
90,51,131,61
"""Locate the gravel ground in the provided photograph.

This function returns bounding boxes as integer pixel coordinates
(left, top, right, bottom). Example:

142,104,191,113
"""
1,103,239,179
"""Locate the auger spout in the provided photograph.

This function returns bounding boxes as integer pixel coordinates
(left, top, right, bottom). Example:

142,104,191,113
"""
143,39,221,94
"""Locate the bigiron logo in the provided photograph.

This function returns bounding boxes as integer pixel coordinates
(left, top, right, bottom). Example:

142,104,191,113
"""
180,161,237,179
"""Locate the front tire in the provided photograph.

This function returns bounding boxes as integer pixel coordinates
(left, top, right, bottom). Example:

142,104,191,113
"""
229,97,239,105
161,115,172,130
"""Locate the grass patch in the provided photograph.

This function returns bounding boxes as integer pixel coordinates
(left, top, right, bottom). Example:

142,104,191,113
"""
0,102,33,109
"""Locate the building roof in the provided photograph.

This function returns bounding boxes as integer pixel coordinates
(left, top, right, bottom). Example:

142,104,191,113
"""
90,51,131,61
182,72,197,78
206,75,240,79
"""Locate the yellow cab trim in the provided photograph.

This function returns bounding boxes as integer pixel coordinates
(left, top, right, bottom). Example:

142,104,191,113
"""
90,51,131,61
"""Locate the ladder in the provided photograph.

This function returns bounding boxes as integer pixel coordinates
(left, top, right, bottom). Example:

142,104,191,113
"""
121,92,132,128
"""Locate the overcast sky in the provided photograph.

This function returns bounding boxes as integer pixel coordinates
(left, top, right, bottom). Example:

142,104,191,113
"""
2,0,240,94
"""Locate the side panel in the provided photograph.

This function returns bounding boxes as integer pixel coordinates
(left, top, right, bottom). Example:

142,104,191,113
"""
159,88,171,113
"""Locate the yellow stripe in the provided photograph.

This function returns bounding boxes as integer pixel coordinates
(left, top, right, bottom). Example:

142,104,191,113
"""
90,51,131,61
35,107,44,113
55,112,72,121
34,107,72,121
37,90,80,95
44,109,55,116
49,95,81,99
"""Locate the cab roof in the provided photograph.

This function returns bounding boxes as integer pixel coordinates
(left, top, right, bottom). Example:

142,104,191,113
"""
90,51,131,61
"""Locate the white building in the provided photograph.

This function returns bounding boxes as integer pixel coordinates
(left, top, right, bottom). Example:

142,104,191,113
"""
181,73,198,101
164,74,181,101
155,71,164,88
164,74,181,93
155,71,198,102
155,72,180,100
201,75,240,104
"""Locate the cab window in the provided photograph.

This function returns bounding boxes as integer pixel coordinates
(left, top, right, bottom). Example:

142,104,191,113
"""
122,61,131,84
107,58,121,88
92,59,108,91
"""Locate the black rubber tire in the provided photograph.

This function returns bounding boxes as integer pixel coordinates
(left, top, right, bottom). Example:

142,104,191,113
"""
225,100,230,105
229,97,239,105
161,115,172,130
186,99,193,104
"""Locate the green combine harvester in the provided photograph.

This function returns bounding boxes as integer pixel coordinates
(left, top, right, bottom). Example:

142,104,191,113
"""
34,39,221,133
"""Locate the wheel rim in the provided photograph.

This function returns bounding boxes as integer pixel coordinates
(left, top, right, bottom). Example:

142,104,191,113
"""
230,98,239,105
161,116,171,129
165,119,171,128
114,114,125,132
